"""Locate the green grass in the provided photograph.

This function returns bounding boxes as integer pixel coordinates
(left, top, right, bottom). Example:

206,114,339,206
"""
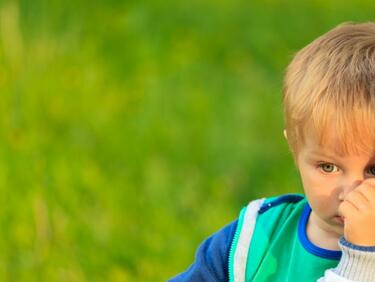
0,0,374,280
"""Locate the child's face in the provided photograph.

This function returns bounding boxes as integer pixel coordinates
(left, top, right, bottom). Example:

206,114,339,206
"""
296,129,375,238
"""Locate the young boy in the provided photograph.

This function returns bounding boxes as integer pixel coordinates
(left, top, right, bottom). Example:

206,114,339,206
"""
170,21,375,281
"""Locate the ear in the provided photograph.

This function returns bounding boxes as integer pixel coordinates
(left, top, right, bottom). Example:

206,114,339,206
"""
283,129,288,140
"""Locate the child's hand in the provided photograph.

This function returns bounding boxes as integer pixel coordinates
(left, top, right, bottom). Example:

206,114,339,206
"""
338,178,375,246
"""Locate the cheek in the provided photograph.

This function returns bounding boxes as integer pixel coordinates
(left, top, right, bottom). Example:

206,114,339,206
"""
300,170,321,195
300,168,339,211
301,176,341,217
301,168,335,196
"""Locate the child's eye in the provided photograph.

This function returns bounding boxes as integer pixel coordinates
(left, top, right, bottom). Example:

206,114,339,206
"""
367,167,375,176
318,163,338,173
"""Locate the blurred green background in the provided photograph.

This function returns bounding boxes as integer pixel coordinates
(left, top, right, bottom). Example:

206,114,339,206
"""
0,0,373,281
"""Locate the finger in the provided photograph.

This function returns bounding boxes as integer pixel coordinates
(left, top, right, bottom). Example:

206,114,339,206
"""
338,200,358,218
363,178,375,186
345,190,370,211
362,177,375,189
356,184,375,204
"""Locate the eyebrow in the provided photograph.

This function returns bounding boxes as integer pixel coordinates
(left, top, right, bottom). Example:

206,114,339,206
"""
309,150,375,162
307,151,349,163
309,151,338,159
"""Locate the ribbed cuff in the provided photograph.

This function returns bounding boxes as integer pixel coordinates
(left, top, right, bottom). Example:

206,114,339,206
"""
334,236,375,282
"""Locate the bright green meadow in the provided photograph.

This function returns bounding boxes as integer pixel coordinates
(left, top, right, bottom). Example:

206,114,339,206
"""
0,0,373,281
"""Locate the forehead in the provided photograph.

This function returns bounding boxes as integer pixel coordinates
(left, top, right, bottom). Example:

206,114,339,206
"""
302,124,375,158
293,89,375,153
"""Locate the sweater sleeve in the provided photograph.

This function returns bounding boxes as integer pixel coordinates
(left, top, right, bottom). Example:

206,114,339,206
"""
317,236,375,282
168,220,238,282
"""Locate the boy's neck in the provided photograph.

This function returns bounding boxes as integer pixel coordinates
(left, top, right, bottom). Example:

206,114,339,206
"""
306,211,341,251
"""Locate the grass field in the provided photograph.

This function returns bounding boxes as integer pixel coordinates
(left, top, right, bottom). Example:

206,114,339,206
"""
0,0,374,281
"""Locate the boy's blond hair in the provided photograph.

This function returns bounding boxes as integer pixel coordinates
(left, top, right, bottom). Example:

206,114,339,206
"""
283,22,375,158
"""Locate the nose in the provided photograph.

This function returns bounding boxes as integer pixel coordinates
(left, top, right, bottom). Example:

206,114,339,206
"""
338,176,363,200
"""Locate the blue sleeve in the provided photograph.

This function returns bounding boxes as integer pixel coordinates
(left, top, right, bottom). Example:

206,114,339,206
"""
168,220,238,282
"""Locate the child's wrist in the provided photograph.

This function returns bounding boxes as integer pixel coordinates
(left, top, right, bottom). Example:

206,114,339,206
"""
333,236,375,282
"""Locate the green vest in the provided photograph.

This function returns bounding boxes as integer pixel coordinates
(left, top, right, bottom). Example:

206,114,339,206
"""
229,194,341,282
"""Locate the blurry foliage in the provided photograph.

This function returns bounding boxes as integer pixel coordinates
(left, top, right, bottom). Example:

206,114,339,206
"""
0,0,373,280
